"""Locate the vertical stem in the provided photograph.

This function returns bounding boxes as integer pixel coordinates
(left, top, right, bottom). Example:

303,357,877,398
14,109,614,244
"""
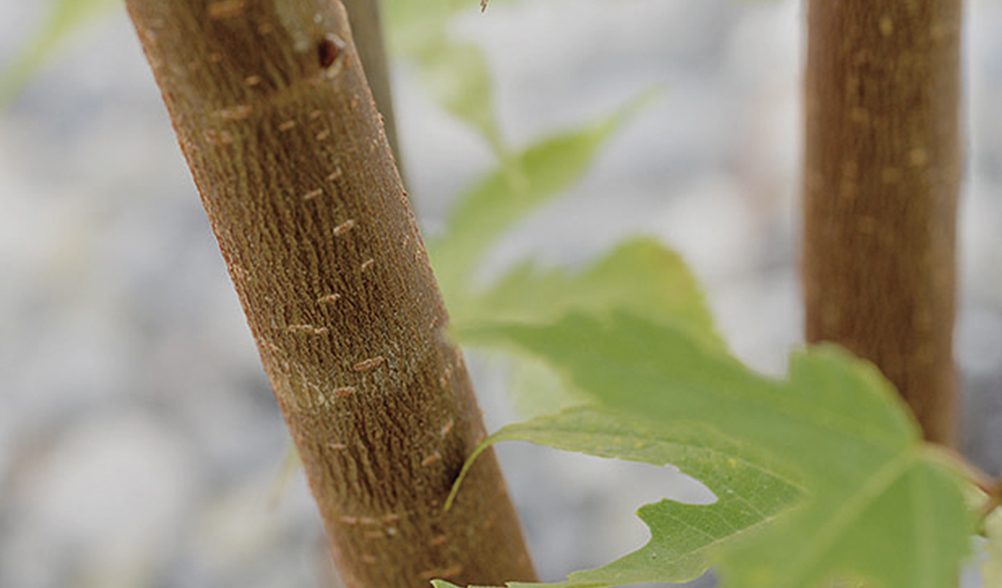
125,0,536,585
341,0,404,172
802,0,963,445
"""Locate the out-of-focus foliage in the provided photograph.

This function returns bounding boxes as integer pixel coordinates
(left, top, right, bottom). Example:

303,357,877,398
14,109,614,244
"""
388,3,977,587
0,0,119,107
383,0,507,152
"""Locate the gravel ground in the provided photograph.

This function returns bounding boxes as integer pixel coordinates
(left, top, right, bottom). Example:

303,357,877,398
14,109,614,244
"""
2,0,1001,587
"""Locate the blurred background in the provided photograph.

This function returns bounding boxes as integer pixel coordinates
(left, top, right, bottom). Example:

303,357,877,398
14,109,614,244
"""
2,0,1002,586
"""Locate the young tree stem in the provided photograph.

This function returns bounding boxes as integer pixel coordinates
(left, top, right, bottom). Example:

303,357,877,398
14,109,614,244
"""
125,0,537,585
803,0,963,445
341,0,403,170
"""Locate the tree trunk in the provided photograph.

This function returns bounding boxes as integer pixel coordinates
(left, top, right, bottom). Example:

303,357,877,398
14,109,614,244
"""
802,0,963,446
125,1,537,586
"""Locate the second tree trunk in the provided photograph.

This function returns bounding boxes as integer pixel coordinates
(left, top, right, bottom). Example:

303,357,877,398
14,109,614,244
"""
803,0,963,445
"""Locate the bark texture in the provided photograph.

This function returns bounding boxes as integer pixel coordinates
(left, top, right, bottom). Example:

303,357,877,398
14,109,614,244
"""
341,0,402,167
803,0,963,445
125,1,536,585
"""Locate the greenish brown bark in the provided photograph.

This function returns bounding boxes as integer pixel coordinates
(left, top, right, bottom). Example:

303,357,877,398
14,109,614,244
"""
803,0,963,446
125,0,536,585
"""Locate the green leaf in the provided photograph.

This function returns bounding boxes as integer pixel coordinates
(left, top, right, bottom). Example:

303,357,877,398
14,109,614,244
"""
442,406,803,587
505,354,584,418
457,237,721,419
430,96,650,305
455,237,720,349
983,504,1002,587
383,0,477,41
383,0,525,52
413,37,503,150
471,314,972,588
383,0,505,152
0,0,120,108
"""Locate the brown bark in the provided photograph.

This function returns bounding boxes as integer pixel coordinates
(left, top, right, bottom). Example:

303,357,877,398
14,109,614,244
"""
803,0,963,445
341,0,402,169
125,1,536,586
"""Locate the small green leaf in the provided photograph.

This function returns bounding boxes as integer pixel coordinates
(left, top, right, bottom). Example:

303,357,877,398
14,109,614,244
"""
383,0,505,152
456,237,720,349
383,0,477,40
1,0,120,107
383,0,524,49
431,95,651,304
414,38,503,150
473,314,972,588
